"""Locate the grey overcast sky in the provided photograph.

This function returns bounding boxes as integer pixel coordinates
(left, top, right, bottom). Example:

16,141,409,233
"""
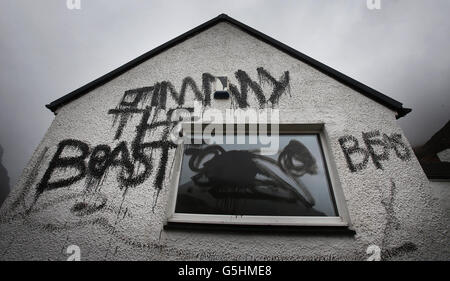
0,0,449,188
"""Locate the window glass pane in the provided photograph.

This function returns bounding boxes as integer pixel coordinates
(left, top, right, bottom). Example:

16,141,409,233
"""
175,134,338,216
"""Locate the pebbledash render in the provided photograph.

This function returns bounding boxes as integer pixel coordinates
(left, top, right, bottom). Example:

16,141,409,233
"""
0,14,448,261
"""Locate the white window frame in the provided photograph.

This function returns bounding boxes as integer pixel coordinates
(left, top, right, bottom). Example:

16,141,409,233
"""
165,123,351,227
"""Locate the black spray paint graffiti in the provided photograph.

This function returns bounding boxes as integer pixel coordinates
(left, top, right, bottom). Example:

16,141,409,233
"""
338,130,411,173
230,68,290,108
37,109,183,198
36,68,291,200
378,180,417,260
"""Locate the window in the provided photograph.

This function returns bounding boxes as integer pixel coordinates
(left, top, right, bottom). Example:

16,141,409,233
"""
166,124,349,227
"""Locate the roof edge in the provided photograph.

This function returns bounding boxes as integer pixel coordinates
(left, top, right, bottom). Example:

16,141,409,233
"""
46,13,411,118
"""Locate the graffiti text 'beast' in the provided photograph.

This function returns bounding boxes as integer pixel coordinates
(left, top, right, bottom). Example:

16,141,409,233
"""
37,68,290,198
339,130,411,173
37,107,186,197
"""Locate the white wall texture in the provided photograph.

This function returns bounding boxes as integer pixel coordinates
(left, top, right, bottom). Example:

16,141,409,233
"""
430,180,450,227
437,149,450,162
0,22,448,260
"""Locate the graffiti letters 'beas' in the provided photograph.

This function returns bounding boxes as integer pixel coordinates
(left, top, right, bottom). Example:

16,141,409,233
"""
338,130,411,173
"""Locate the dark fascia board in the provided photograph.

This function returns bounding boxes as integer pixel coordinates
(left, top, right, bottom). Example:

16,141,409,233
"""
46,13,411,118
421,162,450,180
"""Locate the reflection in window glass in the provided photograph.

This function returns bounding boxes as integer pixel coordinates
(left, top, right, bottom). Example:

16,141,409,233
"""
175,135,338,216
